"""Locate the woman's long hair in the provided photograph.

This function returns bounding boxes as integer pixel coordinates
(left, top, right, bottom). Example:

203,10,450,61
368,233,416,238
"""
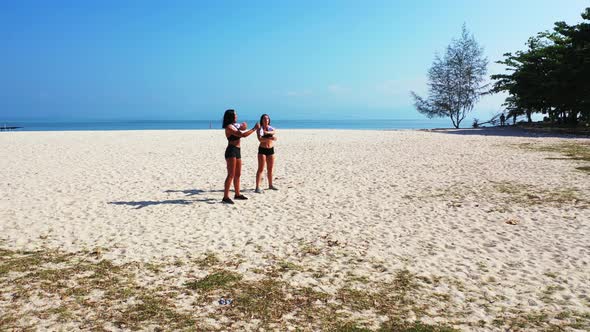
222,109,236,128
259,114,271,128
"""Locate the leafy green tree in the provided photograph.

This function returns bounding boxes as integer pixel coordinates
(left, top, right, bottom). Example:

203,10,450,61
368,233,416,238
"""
491,7,590,126
411,25,488,128
491,37,554,123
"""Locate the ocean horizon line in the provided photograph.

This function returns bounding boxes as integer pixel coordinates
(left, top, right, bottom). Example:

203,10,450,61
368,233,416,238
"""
1,118,454,132
2,118,440,123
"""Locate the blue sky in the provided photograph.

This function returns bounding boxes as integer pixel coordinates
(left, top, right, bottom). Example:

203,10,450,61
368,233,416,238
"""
1,0,588,121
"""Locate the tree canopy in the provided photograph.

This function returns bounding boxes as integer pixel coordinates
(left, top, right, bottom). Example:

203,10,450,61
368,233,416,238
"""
412,25,488,129
490,8,590,125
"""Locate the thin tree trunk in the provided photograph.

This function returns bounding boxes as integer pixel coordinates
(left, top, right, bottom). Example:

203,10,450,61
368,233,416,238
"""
569,111,578,126
526,110,532,123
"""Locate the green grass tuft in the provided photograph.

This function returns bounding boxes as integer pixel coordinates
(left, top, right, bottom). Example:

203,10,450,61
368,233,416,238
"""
184,270,242,291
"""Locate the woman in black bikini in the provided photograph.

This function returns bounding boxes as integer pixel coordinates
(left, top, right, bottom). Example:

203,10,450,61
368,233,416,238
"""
222,109,259,204
255,114,278,193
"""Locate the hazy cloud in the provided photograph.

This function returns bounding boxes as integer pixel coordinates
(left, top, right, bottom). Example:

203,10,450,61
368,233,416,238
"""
285,89,312,97
375,78,427,96
327,84,350,95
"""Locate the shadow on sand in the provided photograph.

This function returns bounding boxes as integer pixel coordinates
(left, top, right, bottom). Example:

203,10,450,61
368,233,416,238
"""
422,126,587,139
109,199,201,209
109,188,222,209
164,189,223,196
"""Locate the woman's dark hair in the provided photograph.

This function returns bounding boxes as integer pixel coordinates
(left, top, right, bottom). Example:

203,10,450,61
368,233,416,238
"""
222,109,236,128
259,113,271,127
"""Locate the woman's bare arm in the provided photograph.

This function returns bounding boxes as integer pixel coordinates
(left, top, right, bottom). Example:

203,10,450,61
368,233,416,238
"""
227,124,258,138
263,129,277,135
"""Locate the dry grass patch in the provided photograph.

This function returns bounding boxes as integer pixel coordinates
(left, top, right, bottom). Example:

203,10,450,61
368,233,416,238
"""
0,248,74,276
402,179,589,210
117,293,196,330
489,180,588,208
184,270,242,291
2,247,588,331
492,309,590,331
300,243,322,256
193,252,220,267
331,320,458,332
0,248,199,330
403,141,590,210
516,141,590,174
336,269,437,322
277,260,303,273
229,279,316,321
2,248,461,330
377,320,458,332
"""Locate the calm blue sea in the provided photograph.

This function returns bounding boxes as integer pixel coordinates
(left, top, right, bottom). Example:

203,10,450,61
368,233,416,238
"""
1,119,451,132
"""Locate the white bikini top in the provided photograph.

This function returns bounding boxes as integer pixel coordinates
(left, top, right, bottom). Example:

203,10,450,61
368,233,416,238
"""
260,125,274,136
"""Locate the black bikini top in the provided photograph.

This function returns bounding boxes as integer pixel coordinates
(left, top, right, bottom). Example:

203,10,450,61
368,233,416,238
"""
227,123,241,141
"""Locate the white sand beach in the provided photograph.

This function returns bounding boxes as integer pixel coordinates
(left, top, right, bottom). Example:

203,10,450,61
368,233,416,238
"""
1,129,589,331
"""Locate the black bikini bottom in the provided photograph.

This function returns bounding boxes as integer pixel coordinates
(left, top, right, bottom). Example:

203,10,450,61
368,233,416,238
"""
225,145,241,159
258,146,275,156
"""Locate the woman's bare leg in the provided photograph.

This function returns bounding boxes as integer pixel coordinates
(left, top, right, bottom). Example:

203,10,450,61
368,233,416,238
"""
266,155,275,188
224,158,236,199
233,159,242,196
256,154,266,190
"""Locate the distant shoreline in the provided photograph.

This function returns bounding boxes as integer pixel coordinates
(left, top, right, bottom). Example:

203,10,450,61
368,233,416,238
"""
4,125,589,138
0,119,452,132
